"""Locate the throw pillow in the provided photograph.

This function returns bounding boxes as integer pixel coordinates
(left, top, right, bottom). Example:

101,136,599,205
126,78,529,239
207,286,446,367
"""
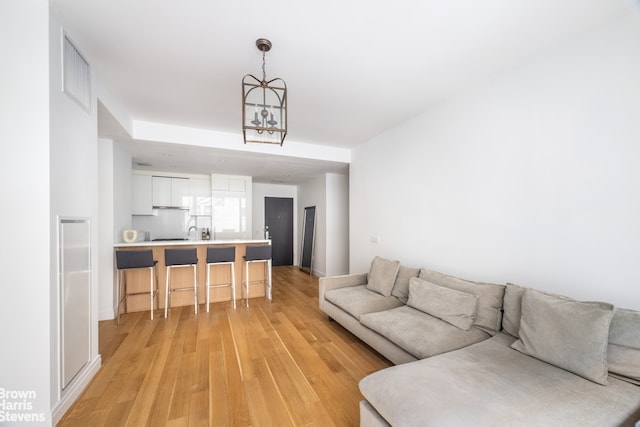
366,256,401,297
391,265,421,303
419,268,505,333
511,289,614,385
407,277,479,330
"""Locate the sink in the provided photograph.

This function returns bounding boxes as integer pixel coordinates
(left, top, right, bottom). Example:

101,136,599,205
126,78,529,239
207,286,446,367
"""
151,238,189,241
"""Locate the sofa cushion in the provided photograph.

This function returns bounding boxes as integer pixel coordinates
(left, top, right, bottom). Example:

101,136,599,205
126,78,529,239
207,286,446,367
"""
419,268,505,333
502,283,567,338
366,257,401,297
359,333,640,427
407,277,479,330
324,285,404,319
390,265,420,303
504,283,640,385
360,305,489,359
608,307,640,385
511,289,614,385
502,283,526,338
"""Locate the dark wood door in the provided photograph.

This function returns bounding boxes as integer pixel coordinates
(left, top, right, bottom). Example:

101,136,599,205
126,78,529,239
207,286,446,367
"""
265,197,294,266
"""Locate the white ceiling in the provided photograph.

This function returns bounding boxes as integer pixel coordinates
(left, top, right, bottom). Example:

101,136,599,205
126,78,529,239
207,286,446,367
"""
52,0,632,182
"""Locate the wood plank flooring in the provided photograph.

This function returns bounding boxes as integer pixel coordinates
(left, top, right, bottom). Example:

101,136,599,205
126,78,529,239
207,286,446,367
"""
59,266,392,426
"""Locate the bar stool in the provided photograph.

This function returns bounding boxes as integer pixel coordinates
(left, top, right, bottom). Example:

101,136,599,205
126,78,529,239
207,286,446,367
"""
164,248,198,318
115,249,158,324
242,244,272,307
205,246,236,311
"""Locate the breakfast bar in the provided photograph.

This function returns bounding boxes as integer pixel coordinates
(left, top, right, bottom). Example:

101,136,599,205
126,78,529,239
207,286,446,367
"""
113,239,271,315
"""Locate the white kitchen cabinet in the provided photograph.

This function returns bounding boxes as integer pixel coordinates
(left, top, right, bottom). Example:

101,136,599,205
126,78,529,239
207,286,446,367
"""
152,176,171,207
132,174,153,215
211,174,252,239
152,176,189,208
171,177,189,207
212,175,247,192
189,177,212,215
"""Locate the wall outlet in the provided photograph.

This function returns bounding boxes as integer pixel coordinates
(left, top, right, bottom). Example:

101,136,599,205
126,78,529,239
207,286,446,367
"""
370,235,380,244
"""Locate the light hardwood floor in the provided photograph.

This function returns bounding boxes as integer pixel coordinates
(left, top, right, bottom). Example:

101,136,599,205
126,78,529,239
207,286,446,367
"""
59,266,392,426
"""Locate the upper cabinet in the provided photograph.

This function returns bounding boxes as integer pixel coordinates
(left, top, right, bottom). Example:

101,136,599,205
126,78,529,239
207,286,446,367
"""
189,177,212,216
152,176,189,208
132,174,153,215
212,175,248,192
211,174,252,239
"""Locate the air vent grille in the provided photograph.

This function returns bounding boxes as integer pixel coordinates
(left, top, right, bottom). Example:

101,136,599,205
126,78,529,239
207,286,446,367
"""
63,33,91,112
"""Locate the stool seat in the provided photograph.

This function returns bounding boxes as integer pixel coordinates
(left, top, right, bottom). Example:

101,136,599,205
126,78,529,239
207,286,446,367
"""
205,246,236,311
242,244,272,306
164,248,198,317
115,249,158,323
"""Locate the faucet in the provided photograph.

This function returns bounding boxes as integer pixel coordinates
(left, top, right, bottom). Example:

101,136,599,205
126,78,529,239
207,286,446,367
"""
188,225,198,241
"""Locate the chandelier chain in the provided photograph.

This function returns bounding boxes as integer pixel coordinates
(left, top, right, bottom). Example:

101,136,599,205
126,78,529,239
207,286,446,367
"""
262,50,266,82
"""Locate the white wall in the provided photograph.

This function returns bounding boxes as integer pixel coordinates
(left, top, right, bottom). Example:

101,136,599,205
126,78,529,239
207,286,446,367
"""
326,173,349,276
97,140,131,320
298,176,326,276
297,174,350,276
98,139,114,320
252,182,298,262
113,143,132,242
350,9,640,310
0,1,52,423
49,7,102,422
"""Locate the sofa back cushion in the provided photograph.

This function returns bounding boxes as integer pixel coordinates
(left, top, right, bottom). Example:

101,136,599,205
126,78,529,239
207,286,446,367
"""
390,265,421,303
504,283,640,385
366,256,400,297
608,308,640,385
407,277,479,330
419,268,505,333
502,283,526,338
510,289,614,385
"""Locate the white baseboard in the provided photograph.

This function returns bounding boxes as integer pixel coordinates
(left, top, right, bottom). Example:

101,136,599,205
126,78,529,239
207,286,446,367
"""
98,308,115,321
51,355,102,425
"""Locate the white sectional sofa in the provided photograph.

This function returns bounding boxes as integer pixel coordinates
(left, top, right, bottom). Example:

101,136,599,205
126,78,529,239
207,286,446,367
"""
319,257,640,426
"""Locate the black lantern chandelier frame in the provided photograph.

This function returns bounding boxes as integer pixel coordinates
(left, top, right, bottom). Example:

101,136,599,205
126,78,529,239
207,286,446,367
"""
242,38,287,145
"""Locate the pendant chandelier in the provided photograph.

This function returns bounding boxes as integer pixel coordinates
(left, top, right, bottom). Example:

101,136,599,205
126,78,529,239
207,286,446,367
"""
242,38,287,145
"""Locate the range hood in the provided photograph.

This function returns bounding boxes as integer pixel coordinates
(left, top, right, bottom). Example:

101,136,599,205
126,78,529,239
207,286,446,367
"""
152,205,189,210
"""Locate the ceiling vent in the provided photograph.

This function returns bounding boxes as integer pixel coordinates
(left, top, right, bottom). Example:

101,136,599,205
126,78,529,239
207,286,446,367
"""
62,33,91,112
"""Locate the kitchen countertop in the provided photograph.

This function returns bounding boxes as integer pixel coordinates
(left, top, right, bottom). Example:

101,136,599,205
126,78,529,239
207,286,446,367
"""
114,239,271,248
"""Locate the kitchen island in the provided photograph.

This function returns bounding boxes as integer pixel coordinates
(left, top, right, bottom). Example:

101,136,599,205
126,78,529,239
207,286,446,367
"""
114,239,271,315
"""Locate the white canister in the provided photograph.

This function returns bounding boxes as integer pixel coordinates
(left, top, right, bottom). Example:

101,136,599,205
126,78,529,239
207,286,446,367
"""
122,229,138,243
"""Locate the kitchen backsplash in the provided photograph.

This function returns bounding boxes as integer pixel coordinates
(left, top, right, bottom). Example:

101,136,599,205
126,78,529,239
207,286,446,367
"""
131,209,212,241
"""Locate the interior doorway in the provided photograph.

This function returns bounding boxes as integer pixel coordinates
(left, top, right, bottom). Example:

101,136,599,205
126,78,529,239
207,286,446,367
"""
265,197,294,266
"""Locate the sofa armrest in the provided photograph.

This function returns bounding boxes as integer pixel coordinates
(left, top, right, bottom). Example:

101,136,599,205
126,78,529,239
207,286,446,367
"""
319,273,368,309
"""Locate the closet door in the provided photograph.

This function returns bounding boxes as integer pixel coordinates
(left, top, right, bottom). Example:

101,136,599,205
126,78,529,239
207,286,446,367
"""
60,218,91,389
